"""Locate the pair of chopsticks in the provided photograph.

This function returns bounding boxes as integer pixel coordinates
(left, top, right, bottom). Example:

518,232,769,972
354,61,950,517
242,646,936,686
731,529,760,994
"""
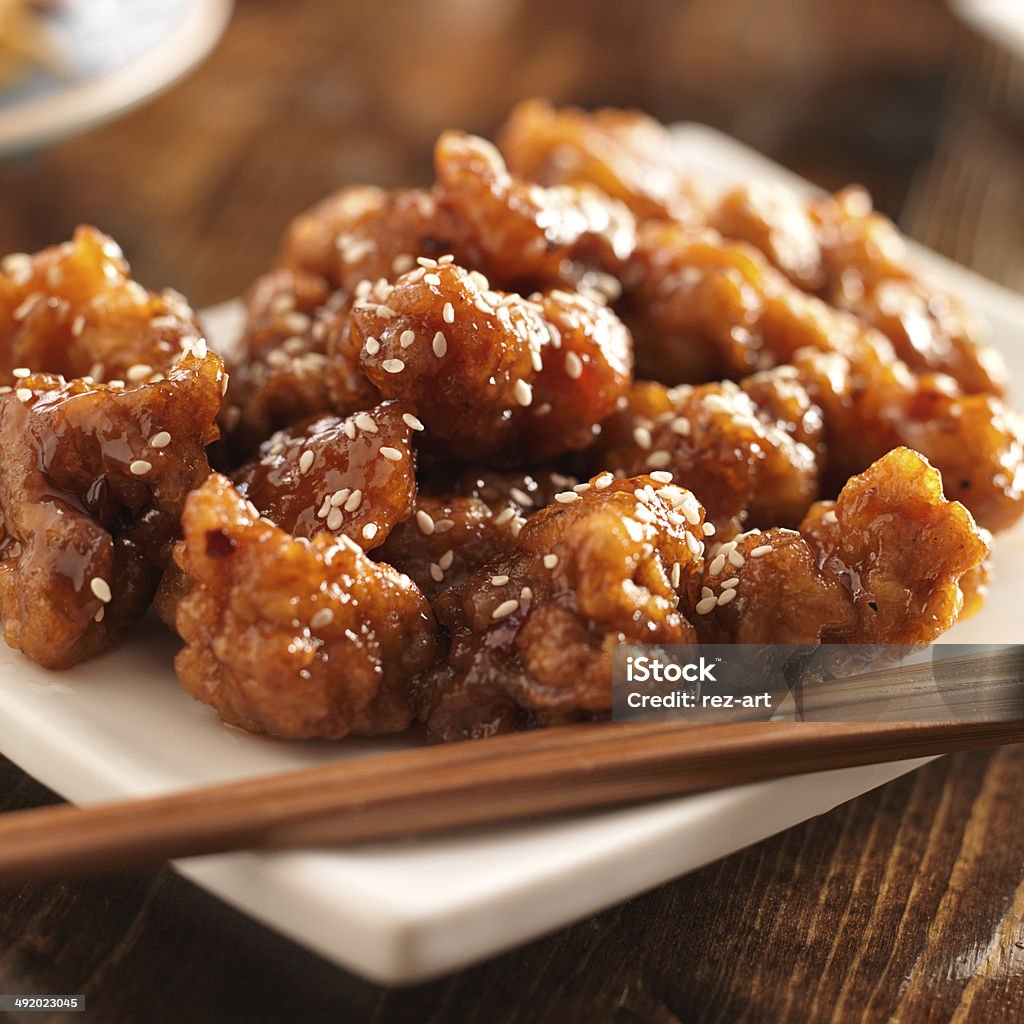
1,717,1022,884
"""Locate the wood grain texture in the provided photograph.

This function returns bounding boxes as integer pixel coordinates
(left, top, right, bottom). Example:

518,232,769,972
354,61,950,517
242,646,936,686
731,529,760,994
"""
2,0,1024,1020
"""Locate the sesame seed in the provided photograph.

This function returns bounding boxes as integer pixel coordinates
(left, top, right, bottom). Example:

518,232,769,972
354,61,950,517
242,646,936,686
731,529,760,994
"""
670,417,691,436
416,256,438,268
150,431,171,449
127,363,152,382
317,498,331,519
364,337,380,355
355,413,378,433
400,330,416,348
299,450,314,474
439,549,455,571
721,577,740,589
380,446,403,461
331,488,351,507
543,554,558,569
750,544,772,558
94,608,104,623
703,522,717,537
15,388,32,401
685,532,701,556
521,586,533,601
362,523,378,541
554,491,581,504
632,426,652,449
650,471,673,484
130,460,152,476
647,450,672,469
573,482,591,493
513,380,533,407
696,596,717,615
491,575,510,586
326,508,344,531
343,420,357,439
344,489,362,512
429,563,445,583
434,518,454,533
443,302,455,324
310,608,334,629
717,588,737,606
709,554,726,576
594,473,614,490
416,510,435,535
12,367,30,378
703,394,734,415
193,338,208,359
564,352,583,379
403,412,425,431
424,273,441,287
728,550,746,568
90,577,112,603
492,599,520,621
375,305,397,319
823,510,839,525
510,487,533,507
495,507,516,525
382,359,405,374
671,562,682,588
432,331,448,357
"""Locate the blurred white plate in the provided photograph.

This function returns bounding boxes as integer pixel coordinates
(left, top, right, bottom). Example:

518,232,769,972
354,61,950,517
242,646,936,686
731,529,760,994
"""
0,124,1021,985
951,0,1024,59
0,0,232,155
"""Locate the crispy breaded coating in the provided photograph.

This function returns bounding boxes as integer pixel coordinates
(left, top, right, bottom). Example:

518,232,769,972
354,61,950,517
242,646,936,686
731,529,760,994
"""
221,266,338,458
712,184,1007,395
172,474,437,739
435,130,636,287
233,401,417,550
0,349,225,668
599,371,824,536
691,448,989,644
623,221,1024,530
279,184,478,295
0,226,204,385
352,261,632,461
498,98,704,225
375,467,575,597
413,474,705,741
791,345,1024,532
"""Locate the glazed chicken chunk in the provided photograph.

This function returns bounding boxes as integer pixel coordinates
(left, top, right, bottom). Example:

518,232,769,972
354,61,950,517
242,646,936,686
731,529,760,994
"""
413,473,707,742
0,229,226,669
691,448,989,645
352,261,632,461
171,473,437,739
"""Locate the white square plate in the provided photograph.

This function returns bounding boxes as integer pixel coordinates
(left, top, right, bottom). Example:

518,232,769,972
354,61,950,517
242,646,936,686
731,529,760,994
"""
0,124,1021,985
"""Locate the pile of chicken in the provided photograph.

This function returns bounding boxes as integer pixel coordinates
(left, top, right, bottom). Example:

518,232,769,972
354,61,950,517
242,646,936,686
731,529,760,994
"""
1,100,1018,742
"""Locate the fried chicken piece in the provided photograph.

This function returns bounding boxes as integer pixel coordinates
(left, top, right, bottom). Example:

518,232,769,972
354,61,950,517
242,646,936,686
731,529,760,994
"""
413,473,705,742
623,221,1024,531
376,467,575,597
0,226,204,385
233,401,417,551
220,266,339,458
599,370,824,536
498,98,704,226
791,344,1024,532
279,184,478,295
351,262,632,462
172,473,437,739
691,448,989,644
0,349,225,668
712,184,1007,394
434,130,636,288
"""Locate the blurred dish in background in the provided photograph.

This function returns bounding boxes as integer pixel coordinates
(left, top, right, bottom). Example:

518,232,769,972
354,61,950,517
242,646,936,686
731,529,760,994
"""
0,0,231,155
951,0,1024,59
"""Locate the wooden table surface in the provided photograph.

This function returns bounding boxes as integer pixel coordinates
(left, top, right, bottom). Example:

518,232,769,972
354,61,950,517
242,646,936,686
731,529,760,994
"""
3,1,1024,1021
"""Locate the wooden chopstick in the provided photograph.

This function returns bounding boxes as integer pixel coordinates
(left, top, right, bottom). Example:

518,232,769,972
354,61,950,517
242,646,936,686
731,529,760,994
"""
1,718,1022,884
